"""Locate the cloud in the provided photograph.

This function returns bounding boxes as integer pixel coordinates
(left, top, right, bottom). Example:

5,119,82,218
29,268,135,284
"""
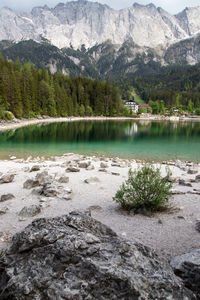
0,0,199,14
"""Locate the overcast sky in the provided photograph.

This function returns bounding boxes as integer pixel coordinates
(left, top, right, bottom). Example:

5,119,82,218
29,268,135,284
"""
0,0,200,14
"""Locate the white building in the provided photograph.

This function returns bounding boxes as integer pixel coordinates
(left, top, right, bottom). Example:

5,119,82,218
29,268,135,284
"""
124,100,139,113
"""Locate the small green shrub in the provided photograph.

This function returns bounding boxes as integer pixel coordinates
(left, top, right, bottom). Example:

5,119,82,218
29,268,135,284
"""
0,110,14,121
113,164,172,213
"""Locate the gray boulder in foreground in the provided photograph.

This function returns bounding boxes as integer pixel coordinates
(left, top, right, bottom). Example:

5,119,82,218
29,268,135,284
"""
0,211,195,300
170,249,200,299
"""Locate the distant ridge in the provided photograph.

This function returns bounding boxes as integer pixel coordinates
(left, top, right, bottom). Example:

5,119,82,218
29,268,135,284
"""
0,1,200,49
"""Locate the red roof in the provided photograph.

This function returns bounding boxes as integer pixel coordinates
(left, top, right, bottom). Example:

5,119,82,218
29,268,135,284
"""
139,104,149,107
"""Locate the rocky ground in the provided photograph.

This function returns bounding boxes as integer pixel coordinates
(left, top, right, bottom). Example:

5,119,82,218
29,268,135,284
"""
0,211,196,300
0,153,200,260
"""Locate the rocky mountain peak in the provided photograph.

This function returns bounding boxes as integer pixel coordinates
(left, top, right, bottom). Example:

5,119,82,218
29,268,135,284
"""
0,1,200,49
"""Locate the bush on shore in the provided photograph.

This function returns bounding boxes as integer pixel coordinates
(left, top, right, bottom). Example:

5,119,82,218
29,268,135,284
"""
113,164,173,213
0,111,14,121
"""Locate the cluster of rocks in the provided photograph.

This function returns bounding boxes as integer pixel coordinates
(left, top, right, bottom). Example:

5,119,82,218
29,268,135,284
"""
19,168,73,218
0,211,196,299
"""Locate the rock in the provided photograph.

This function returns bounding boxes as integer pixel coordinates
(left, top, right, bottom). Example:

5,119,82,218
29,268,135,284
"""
0,211,195,299
66,166,80,172
111,163,121,167
129,209,135,216
170,249,200,298
10,156,16,160
177,215,185,219
195,175,200,182
58,176,69,183
178,179,193,187
0,207,8,215
40,184,60,197
0,194,15,202
195,221,200,233
61,195,72,201
100,162,108,168
86,164,95,171
166,176,178,183
63,187,72,194
111,172,120,176
88,205,102,211
39,197,51,203
23,167,30,172
30,165,40,172
35,171,53,185
187,190,200,195
18,205,41,218
78,161,91,168
84,177,100,184
23,179,40,189
172,189,187,195
188,168,198,175
0,174,15,184
98,168,107,172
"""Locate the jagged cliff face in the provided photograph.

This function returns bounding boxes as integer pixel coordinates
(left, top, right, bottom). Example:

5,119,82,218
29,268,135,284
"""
0,1,200,49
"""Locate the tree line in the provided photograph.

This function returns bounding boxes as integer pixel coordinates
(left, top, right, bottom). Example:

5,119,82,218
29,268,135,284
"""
114,63,200,114
0,54,122,119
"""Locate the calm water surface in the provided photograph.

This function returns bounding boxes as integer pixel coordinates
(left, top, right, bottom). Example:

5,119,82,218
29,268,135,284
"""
0,120,200,161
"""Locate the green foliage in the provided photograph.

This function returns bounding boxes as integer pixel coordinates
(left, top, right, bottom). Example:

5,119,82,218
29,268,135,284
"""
150,101,160,114
113,164,172,213
123,106,133,117
131,64,200,110
0,110,14,120
0,56,122,118
195,108,200,115
79,104,85,116
138,106,147,114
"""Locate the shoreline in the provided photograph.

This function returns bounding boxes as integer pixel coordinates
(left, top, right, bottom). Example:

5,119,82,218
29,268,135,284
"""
0,115,200,132
0,153,200,259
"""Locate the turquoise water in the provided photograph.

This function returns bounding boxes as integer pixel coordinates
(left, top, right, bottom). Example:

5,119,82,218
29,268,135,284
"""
0,120,200,161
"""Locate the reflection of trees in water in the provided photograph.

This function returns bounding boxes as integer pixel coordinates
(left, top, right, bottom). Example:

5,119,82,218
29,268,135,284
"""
0,120,200,144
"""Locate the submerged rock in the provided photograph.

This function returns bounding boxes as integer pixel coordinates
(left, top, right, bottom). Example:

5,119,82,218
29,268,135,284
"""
0,211,195,299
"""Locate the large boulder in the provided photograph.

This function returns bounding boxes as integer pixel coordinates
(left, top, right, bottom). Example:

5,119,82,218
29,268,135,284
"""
170,249,200,298
0,211,195,300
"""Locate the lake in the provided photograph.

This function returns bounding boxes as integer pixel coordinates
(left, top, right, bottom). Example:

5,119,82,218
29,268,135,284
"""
0,120,200,161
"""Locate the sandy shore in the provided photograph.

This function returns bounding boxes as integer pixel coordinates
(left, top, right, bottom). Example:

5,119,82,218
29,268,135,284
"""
0,115,200,132
0,153,200,260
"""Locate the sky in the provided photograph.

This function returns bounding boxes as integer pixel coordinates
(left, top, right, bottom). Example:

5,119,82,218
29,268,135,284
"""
0,0,200,15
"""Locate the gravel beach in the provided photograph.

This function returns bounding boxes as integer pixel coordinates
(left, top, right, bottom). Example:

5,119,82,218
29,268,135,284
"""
0,153,200,260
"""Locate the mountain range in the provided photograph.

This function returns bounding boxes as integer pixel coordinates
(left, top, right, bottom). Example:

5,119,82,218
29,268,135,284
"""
0,1,200,77
1,1,200,49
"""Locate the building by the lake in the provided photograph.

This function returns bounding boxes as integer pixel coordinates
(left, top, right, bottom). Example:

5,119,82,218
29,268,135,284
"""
124,100,139,113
